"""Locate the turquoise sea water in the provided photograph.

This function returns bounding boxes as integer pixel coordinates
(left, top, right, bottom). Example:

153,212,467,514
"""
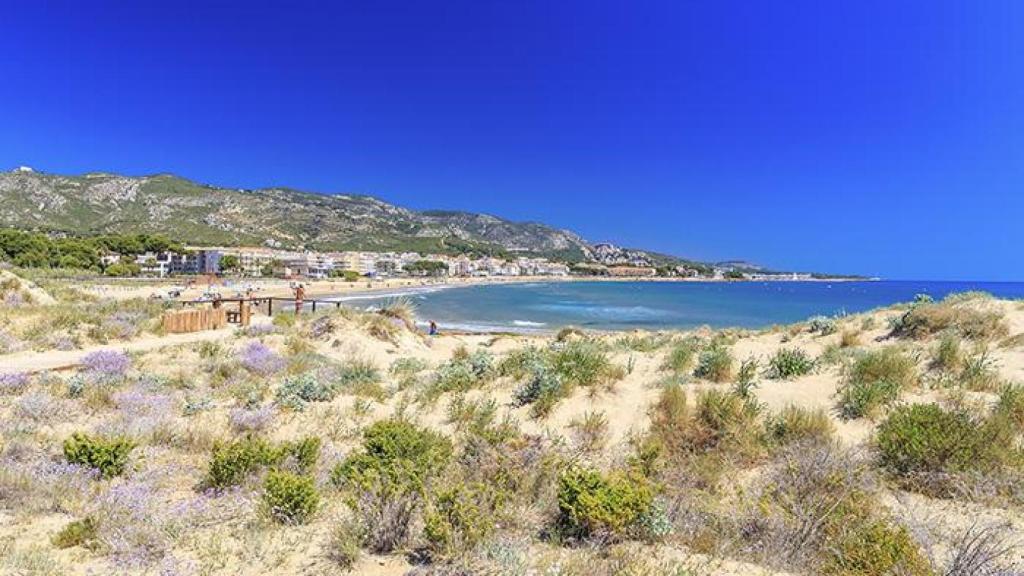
328,280,1024,332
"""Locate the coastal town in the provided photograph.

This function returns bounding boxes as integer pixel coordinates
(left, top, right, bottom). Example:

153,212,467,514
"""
99,242,820,281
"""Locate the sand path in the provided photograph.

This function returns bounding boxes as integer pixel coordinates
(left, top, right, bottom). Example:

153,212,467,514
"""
0,326,237,375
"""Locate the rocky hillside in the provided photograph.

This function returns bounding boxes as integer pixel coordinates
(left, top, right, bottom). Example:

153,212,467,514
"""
0,169,605,261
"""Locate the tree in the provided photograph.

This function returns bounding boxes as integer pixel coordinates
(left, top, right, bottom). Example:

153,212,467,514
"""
220,254,241,274
403,260,448,276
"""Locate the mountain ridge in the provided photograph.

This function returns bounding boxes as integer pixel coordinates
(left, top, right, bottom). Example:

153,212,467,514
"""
1,168,760,273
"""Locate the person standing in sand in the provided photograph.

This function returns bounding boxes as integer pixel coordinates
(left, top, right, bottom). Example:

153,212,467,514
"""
293,284,305,315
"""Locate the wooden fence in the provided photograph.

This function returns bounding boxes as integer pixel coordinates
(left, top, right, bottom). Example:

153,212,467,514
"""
162,307,228,333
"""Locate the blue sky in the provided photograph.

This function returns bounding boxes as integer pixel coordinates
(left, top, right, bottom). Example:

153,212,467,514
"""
2,1,1022,280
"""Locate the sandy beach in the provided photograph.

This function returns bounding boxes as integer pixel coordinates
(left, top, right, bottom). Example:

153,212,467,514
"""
2,271,1023,575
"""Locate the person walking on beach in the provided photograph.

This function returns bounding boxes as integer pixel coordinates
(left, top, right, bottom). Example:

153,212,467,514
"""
428,320,438,336
294,283,306,315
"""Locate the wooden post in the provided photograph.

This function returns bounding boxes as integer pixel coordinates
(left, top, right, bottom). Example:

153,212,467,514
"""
240,302,251,327
268,298,273,316
312,300,317,313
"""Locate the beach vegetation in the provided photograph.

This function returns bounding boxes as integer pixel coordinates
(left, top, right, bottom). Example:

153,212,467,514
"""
556,465,655,541
875,403,1021,497
807,315,838,335
931,331,964,372
661,338,699,375
694,342,733,382
765,348,815,380
263,470,319,524
332,419,453,552
568,410,610,454
890,293,1008,341
52,517,99,550
766,405,834,446
836,347,917,419
62,433,135,478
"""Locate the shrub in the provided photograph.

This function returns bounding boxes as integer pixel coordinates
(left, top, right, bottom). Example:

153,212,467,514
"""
568,411,609,453
332,419,452,552
550,340,620,388
661,339,699,375
836,378,902,420
766,348,815,380
807,315,838,335
733,357,760,399
426,350,495,400
875,404,1018,493
263,470,319,524
932,332,964,372
646,385,763,465
823,516,932,576
839,329,861,348
891,296,1008,341
836,348,917,419
326,518,363,570
423,482,501,558
497,346,546,379
80,350,131,382
204,436,279,489
62,433,134,478
52,517,98,549
332,419,452,495
767,405,834,446
238,341,286,377
995,383,1024,429
959,350,1000,392
275,372,335,410
513,363,564,417
694,343,733,382
557,466,654,540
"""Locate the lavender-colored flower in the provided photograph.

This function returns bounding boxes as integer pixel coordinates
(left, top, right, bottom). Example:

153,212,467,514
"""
15,391,64,423
81,349,132,381
103,311,146,340
0,329,26,354
0,371,30,394
242,323,279,337
238,341,285,377
51,334,78,351
98,388,176,440
229,404,275,433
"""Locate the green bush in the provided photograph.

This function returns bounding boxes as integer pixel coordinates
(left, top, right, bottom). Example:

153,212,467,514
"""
275,373,336,410
766,348,815,380
890,295,1008,341
694,343,733,383
875,404,1017,491
823,517,932,576
263,470,319,524
557,466,654,539
52,517,98,549
63,433,135,478
513,363,564,417
205,436,279,489
807,315,838,335
767,405,834,446
331,419,452,496
661,339,699,375
996,383,1024,429
550,340,621,388
836,348,917,419
204,435,320,489
279,436,321,474
423,482,501,558
932,331,963,372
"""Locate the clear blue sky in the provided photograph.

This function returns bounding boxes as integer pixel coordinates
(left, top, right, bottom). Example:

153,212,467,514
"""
3,1,1022,280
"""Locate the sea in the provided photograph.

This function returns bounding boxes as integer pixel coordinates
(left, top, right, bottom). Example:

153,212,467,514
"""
325,280,1024,333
